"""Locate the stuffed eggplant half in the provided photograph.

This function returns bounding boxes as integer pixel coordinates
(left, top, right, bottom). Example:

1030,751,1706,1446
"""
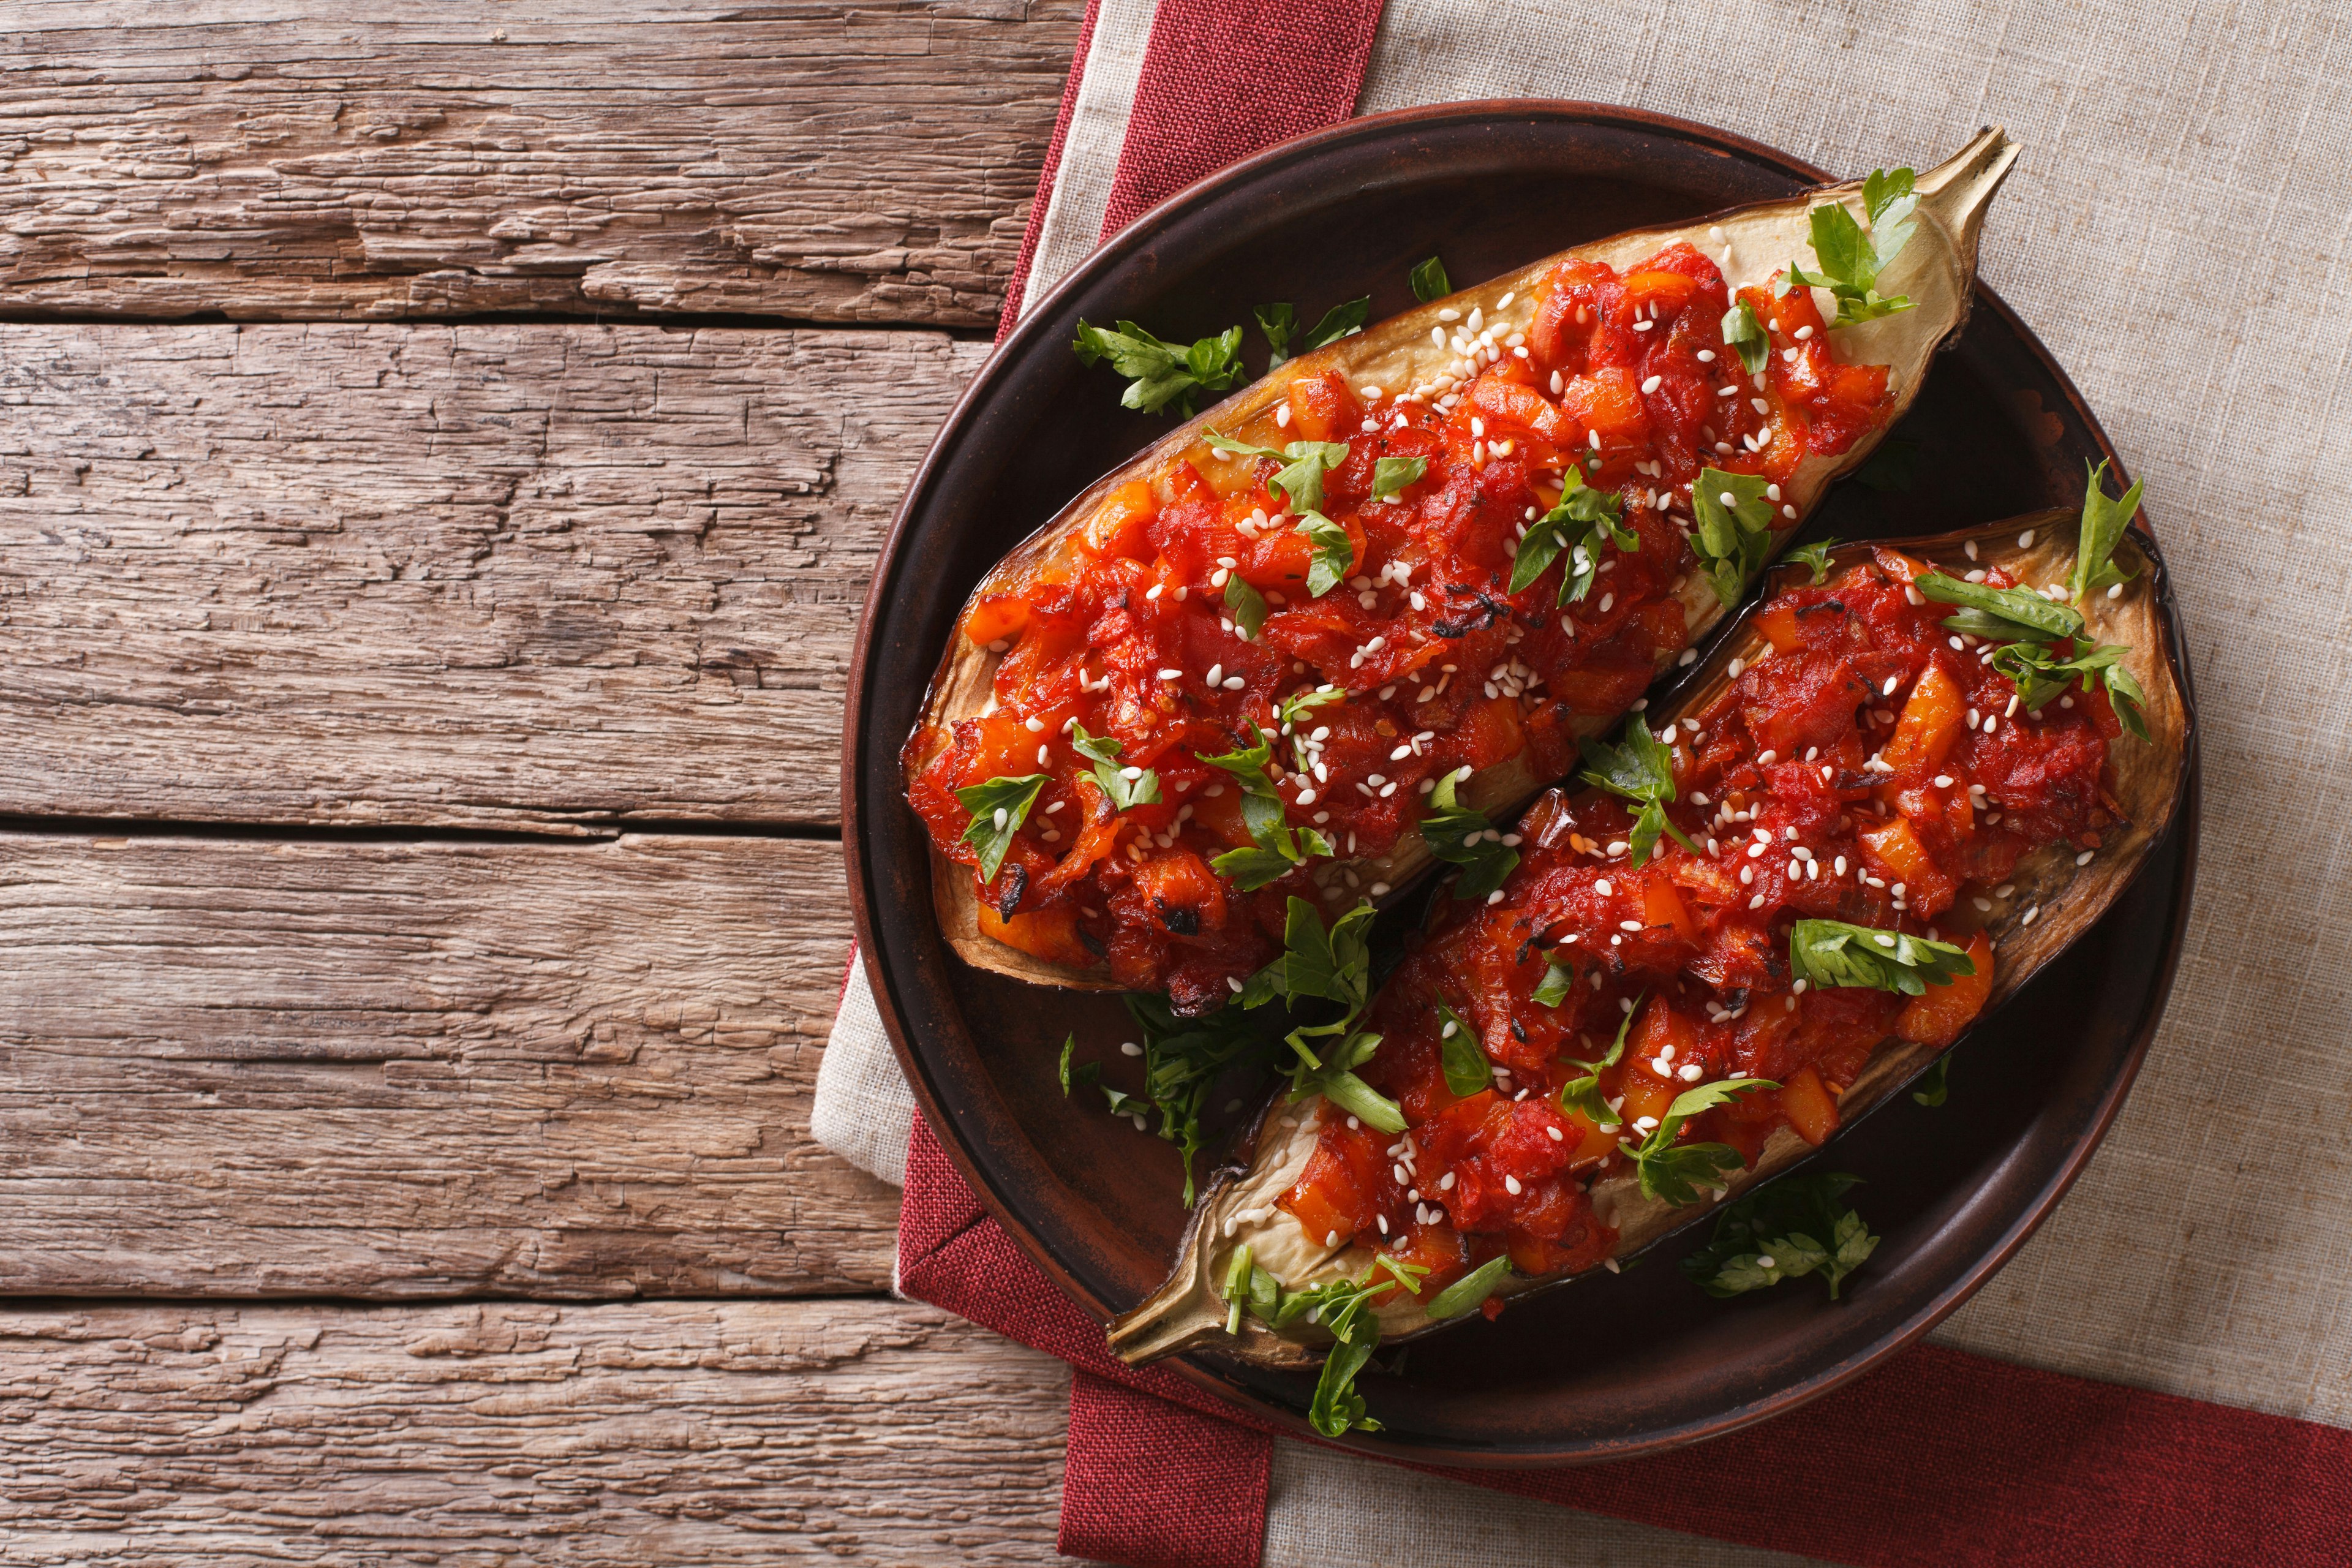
1105,500,2188,1422
903,132,2020,1012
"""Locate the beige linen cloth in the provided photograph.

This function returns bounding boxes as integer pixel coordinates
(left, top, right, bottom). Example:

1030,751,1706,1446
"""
819,2,2352,1559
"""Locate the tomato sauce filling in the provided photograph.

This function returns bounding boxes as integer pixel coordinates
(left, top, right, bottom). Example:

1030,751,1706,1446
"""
1278,548,2125,1296
907,244,1898,1012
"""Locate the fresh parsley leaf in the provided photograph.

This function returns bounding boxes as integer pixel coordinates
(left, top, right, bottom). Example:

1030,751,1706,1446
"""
1409,255,1451,303
1278,685,1346,728
1294,510,1355,597
1198,724,1330,889
1555,1003,1637,1126
1435,999,1488,1098
1423,1255,1510,1322
1248,899,1404,1136
1988,640,2151,741
1633,1077,1777,1206
1123,991,1285,1205
1719,299,1770,375
1255,296,1370,369
1681,1170,1880,1300
1915,573,2084,644
1254,302,1297,364
1912,1056,1950,1108
1785,537,1842,584
2070,459,2144,603
1371,455,1427,504
1422,766,1520,899
1069,722,1160,812
1305,1273,1387,1436
1690,467,1777,607
1073,319,1245,415
1789,919,1975,997
1300,297,1370,354
1202,429,1349,514
1101,1083,1139,1117
1224,572,1270,640
1509,474,1635,603
1787,167,1919,326
1058,1033,1102,1097
953,772,1047,881
1576,722,1700,869
1531,952,1575,1009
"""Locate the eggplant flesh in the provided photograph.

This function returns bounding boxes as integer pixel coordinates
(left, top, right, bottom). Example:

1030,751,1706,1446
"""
1107,514,2190,1370
909,131,2021,991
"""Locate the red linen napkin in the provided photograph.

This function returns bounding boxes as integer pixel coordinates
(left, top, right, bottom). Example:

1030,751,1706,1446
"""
907,4,2352,1562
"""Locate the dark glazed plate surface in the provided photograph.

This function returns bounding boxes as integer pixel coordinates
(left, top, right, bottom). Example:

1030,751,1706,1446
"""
843,102,2199,1464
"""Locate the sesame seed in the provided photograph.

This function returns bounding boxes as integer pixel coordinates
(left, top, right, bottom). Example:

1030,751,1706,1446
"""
1487,890,1505,905
2022,905,2041,926
2019,529,2036,548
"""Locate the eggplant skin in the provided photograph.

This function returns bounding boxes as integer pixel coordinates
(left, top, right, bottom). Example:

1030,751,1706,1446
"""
1107,513,2190,1371
908,130,2021,994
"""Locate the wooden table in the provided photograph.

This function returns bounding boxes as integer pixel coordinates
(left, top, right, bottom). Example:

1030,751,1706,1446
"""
0,5,1085,1559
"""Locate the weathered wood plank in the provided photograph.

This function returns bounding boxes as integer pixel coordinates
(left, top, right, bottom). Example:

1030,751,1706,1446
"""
0,831,902,1299
0,322,982,829
0,1,1082,327
0,1297,1068,1565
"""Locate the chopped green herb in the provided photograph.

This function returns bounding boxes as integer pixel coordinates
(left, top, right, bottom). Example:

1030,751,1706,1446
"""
1202,429,1351,514
1256,296,1372,368
1789,919,1975,997
1073,319,1245,415
1278,685,1346,728
1245,898,1404,1136
1681,1171,1880,1300
1633,1077,1777,1206
1198,724,1331,890
1509,473,1634,605
1720,298,1770,375
1371,455,1427,504
1915,572,2084,644
2070,459,2143,604
1422,766,1520,899
1555,1002,1637,1126
1294,510,1355,597
1577,722,1700,869
953,772,1047,881
1531,952,1576,1009
1785,537,1842,584
1069,722,1160,811
1786,167,1919,327
1989,640,2150,741
1409,255,1452,303
1423,1256,1511,1322
1690,466,1778,608
1224,572,1270,640
1435,999,1489,1098
1912,1057,1950,1108
1122,992,1285,1205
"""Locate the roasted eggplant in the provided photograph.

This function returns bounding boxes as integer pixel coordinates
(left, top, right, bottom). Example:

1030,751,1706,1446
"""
903,132,2020,1011
1108,507,2188,1381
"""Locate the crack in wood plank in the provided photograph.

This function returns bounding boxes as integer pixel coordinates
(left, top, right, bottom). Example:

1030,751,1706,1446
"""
0,831,905,1299
0,1,1084,326
0,323,987,828
0,1297,1070,1564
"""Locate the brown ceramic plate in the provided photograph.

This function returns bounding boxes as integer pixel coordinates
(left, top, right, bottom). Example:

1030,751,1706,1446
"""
843,102,2200,1464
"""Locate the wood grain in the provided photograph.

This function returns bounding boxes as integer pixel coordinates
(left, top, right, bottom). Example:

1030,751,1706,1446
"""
0,1,1082,327
0,831,903,1299
0,1297,1069,1565
0,322,984,829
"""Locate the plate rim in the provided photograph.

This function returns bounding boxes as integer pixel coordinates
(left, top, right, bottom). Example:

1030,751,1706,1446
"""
842,97,2202,1466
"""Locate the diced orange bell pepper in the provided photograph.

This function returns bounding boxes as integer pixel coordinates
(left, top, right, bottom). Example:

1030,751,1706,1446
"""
1642,875,1700,943
1856,815,1957,916
1286,372,1359,443
1882,662,1966,774
1083,479,1158,559
1777,1064,1841,1146
976,901,1093,968
961,594,1031,648
1753,600,1806,654
1896,929,1996,1047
